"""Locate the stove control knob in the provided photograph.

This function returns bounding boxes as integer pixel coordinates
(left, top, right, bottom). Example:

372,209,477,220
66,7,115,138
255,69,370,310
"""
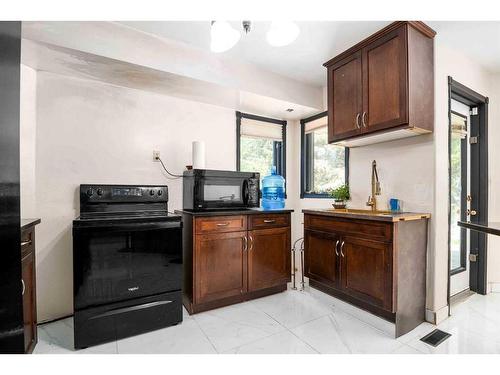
158,190,163,196
149,189,155,196
97,188,103,196
86,188,94,197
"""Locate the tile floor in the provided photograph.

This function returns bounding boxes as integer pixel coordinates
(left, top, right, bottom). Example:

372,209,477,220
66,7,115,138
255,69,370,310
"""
34,287,500,354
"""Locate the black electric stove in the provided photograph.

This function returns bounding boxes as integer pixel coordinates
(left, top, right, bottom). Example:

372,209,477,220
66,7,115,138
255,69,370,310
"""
72,184,182,349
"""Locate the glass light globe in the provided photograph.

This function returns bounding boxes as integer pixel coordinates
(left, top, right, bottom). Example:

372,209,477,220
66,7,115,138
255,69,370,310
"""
210,21,241,53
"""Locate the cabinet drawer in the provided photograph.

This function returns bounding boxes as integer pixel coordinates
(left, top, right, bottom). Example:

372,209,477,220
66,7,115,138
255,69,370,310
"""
249,213,290,230
195,215,247,234
304,214,392,242
21,228,34,257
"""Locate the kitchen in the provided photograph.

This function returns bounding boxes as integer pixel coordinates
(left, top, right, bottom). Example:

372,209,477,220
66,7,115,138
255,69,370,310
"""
2,3,500,366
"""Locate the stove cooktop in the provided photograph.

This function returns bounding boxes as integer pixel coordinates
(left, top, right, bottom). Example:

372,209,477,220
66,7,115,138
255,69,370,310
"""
73,211,182,228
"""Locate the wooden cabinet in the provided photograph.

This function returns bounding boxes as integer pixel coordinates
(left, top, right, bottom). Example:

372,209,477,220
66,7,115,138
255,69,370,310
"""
195,231,247,304
22,251,36,353
328,51,363,141
303,212,428,337
20,220,40,354
179,211,292,314
324,21,435,146
248,227,290,292
304,230,340,288
340,237,393,311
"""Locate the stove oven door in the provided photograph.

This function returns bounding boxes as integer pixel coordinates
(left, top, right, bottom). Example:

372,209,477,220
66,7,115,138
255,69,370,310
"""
73,221,182,310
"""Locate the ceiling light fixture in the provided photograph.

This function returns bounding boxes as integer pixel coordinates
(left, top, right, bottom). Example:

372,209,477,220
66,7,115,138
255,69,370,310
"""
266,21,300,47
210,21,241,53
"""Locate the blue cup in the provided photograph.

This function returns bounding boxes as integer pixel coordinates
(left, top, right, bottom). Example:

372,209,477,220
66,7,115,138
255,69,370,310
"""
389,198,401,212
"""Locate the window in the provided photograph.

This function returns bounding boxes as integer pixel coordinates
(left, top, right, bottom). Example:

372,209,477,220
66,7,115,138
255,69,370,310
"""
300,112,349,198
236,111,286,183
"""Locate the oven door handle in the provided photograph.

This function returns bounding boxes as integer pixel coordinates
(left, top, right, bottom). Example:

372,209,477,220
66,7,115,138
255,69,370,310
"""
73,221,182,233
90,300,173,320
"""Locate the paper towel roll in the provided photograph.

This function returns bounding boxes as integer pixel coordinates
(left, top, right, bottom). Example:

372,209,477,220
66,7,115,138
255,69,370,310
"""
192,141,206,169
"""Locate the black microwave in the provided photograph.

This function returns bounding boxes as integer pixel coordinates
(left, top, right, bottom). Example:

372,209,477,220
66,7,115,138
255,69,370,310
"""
183,169,260,211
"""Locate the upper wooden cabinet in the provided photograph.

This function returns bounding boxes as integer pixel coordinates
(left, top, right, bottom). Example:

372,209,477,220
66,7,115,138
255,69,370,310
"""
324,21,436,146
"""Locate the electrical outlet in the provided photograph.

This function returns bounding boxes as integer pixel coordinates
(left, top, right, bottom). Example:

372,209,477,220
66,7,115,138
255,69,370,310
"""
153,150,160,161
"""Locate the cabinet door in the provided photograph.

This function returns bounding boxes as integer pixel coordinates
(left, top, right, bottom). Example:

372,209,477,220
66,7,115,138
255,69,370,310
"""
340,237,393,311
362,26,408,133
328,50,363,143
22,252,36,353
248,227,290,292
195,231,247,304
304,230,340,288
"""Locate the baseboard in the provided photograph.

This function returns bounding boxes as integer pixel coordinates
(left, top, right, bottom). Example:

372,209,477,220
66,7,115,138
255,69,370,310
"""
425,305,449,325
489,282,500,293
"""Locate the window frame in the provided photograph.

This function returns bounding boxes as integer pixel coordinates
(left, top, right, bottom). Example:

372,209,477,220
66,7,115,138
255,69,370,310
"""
300,111,349,199
236,111,287,185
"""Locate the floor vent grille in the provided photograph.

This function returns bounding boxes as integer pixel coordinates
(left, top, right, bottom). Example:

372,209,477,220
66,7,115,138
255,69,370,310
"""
420,329,451,347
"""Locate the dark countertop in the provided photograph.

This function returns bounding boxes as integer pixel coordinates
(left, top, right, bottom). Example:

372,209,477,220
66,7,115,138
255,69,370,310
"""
175,208,294,217
302,208,431,222
21,218,41,231
458,221,500,236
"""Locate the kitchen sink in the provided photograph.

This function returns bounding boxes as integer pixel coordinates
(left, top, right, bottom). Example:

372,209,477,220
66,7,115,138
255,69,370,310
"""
322,208,397,216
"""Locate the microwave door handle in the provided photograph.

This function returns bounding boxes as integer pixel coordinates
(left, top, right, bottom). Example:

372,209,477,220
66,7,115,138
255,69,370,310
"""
243,180,249,205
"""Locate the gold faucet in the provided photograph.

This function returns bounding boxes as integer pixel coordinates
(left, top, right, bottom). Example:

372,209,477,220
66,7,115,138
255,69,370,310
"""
366,160,381,211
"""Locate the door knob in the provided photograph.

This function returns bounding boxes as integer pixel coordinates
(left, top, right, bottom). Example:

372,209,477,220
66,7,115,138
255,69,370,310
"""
467,209,477,216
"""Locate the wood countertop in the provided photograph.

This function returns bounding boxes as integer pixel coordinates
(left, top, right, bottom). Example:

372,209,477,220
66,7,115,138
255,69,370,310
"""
175,208,294,217
21,218,41,231
302,209,430,222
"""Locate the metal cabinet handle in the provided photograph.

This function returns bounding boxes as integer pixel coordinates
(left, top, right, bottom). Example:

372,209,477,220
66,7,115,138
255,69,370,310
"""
21,279,25,296
243,236,248,251
21,240,32,247
355,113,361,129
217,222,230,226
340,241,345,257
249,235,254,251
335,240,340,256
263,219,276,223
362,112,367,128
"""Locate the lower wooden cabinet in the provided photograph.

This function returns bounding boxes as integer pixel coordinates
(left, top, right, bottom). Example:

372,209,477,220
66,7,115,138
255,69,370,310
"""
20,221,40,354
248,227,290,292
179,211,292,314
195,231,247,304
304,230,340,288
303,213,429,337
340,236,393,311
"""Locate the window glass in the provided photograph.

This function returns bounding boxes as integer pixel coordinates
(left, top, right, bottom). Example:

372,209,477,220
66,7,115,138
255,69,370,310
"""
301,113,348,198
240,136,276,180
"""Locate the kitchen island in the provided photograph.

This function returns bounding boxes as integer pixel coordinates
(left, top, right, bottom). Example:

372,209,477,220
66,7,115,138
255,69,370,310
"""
303,208,430,337
176,209,293,314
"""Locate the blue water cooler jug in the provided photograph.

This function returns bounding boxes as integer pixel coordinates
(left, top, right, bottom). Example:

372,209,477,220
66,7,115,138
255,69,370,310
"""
261,166,285,210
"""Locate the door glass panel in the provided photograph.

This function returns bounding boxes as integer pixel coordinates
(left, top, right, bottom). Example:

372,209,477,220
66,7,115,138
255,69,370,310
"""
202,178,243,204
450,112,468,272
74,227,182,309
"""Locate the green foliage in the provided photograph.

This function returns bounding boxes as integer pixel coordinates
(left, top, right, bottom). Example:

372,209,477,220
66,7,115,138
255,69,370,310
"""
240,136,274,180
311,128,346,193
329,184,350,201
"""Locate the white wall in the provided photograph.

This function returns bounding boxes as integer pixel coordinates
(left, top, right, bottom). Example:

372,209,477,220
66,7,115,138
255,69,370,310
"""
20,64,37,218
29,71,296,322
487,74,500,289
